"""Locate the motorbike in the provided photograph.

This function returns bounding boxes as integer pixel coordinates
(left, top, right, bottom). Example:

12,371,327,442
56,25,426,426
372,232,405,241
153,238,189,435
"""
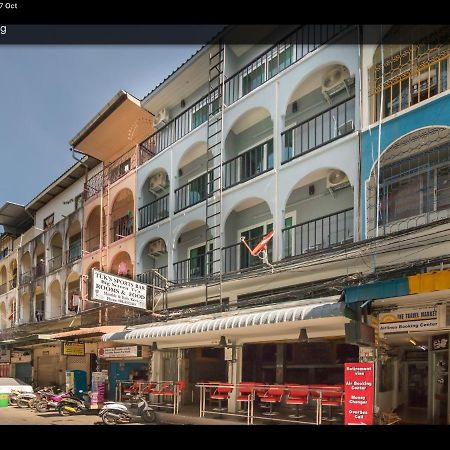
99,394,157,425
57,390,92,416
16,391,38,408
35,391,70,413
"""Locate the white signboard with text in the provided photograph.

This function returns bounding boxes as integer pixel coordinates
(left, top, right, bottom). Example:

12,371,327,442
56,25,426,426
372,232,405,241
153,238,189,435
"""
91,269,147,310
379,305,445,335
98,346,140,358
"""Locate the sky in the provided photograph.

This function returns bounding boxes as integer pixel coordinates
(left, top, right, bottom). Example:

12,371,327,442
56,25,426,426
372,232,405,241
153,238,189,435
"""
0,44,201,209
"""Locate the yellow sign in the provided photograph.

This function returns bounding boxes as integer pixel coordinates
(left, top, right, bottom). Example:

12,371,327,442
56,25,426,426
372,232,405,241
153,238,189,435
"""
63,342,85,356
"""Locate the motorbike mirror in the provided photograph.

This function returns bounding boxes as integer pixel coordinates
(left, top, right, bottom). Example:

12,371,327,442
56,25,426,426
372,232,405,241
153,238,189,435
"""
79,390,83,393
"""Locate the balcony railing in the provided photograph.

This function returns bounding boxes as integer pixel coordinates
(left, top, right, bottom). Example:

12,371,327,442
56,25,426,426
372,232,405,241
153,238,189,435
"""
20,270,32,285
112,216,134,243
224,25,350,106
84,170,104,201
223,139,274,190
282,208,354,258
281,96,355,164
85,235,100,253
48,254,62,272
67,240,82,263
136,266,168,289
9,278,17,290
108,147,137,185
138,195,169,231
35,260,45,278
173,254,211,284
0,283,6,295
175,173,207,213
139,93,212,165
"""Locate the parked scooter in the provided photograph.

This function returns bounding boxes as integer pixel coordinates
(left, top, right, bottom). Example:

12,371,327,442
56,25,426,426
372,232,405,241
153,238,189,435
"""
16,391,38,408
35,391,70,412
57,390,91,416
99,394,157,425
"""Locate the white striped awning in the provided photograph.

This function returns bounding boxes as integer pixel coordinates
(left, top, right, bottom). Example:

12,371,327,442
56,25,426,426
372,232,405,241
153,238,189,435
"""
102,301,348,342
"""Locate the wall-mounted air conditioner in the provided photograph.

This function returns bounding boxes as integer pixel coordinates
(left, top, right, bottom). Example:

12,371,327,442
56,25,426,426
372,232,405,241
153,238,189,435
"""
322,66,351,101
148,239,167,257
337,120,354,136
153,108,170,129
326,169,350,191
149,172,168,193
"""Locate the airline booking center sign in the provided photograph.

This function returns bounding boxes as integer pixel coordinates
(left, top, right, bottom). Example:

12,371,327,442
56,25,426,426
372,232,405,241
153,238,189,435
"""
344,362,374,425
91,269,147,310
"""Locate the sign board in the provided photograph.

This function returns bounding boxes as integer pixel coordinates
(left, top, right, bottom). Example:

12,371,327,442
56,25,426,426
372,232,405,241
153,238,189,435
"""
62,342,86,356
98,346,140,359
11,351,32,363
90,372,106,409
0,350,11,363
344,362,375,425
432,333,449,351
378,305,444,335
90,269,147,310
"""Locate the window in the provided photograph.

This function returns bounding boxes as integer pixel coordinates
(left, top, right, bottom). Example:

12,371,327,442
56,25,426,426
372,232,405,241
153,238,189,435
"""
189,245,206,279
242,63,265,95
283,216,294,257
110,158,131,183
268,45,294,78
192,101,208,129
43,213,54,230
74,194,83,210
239,222,273,269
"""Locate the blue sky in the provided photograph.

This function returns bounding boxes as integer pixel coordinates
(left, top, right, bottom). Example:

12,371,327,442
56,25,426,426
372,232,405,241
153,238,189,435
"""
0,45,200,208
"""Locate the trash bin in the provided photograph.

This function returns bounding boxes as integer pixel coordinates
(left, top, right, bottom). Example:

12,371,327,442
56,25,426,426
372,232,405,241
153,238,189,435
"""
0,393,9,407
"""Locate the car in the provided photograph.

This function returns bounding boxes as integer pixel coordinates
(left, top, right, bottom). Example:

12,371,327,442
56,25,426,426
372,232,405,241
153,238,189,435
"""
0,378,34,394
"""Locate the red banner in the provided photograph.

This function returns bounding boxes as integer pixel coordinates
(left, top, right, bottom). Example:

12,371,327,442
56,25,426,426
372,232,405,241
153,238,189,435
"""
344,362,374,425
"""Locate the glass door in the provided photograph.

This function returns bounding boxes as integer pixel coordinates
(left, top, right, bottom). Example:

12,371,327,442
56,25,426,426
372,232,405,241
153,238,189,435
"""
431,350,448,424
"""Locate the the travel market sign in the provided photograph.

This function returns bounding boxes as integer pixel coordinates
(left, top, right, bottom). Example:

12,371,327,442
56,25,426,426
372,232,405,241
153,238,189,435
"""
344,362,374,425
90,269,147,310
378,305,445,335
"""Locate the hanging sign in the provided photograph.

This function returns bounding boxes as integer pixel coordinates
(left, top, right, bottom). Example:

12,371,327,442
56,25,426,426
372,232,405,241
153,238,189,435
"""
98,346,141,358
344,362,375,425
432,333,449,351
62,342,85,356
90,269,147,310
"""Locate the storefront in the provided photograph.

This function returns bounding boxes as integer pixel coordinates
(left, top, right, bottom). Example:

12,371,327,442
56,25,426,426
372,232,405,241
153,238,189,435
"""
11,350,32,384
0,349,11,377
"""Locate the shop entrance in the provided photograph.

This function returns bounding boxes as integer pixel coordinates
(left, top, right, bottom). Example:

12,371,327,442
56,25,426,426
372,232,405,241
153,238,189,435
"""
407,362,428,408
109,361,148,400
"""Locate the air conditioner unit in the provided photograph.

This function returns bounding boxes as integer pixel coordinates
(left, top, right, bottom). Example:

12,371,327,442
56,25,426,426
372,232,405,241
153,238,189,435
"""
322,65,351,99
149,172,168,193
326,169,350,191
148,239,166,257
153,108,170,129
337,120,354,136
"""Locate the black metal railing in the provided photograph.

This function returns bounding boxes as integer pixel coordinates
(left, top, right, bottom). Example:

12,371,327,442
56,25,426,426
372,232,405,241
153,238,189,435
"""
84,170,104,200
224,25,349,105
281,96,355,164
9,278,17,290
112,216,134,242
85,235,100,253
175,173,207,213
139,93,213,165
138,195,169,230
108,147,137,185
48,254,62,272
223,139,274,190
67,240,82,263
0,283,6,295
282,208,354,258
136,266,168,289
173,254,210,284
19,271,32,285
35,260,45,278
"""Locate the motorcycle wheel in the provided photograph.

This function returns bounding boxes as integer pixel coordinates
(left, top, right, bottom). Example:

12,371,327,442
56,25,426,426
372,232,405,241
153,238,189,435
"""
17,398,31,408
58,404,72,416
35,401,48,413
9,397,18,406
102,412,118,425
142,409,157,424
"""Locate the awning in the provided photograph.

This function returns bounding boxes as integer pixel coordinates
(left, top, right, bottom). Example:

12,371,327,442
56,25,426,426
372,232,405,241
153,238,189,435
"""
102,301,351,345
1,334,57,348
344,278,409,304
42,326,125,340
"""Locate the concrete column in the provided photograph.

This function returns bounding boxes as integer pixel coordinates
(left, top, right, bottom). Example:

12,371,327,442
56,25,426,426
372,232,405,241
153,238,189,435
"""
275,344,284,384
227,344,242,414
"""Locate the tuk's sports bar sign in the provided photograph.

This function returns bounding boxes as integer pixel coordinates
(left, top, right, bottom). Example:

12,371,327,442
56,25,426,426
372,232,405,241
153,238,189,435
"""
90,269,147,310
344,362,374,425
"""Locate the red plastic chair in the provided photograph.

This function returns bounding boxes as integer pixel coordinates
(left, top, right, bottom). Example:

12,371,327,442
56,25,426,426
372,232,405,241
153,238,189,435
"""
210,383,234,412
286,385,309,419
236,382,256,413
123,381,141,394
259,385,285,416
322,388,344,422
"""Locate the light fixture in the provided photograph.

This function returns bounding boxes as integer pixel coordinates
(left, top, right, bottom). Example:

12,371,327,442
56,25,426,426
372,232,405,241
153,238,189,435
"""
298,328,308,343
219,336,228,348
151,341,158,351
409,338,417,346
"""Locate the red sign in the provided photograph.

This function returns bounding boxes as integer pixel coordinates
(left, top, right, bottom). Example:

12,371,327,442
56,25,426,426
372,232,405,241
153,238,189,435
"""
344,362,374,425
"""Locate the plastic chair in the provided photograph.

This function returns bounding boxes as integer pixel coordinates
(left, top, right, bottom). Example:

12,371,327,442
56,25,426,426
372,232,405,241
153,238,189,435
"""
236,382,256,413
259,385,285,416
321,388,344,422
123,381,141,395
286,385,309,419
210,383,234,412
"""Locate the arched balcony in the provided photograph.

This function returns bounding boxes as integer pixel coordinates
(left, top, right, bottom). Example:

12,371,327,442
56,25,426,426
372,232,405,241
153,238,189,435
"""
49,279,62,319
110,251,133,278
34,241,45,278
85,206,102,253
138,169,170,231
282,63,355,164
0,302,6,330
110,189,134,243
0,265,6,295
67,220,82,264
283,168,354,258
34,286,45,322
223,107,273,190
175,142,208,213
20,252,32,285
48,232,63,272
66,272,81,314
223,198,273,273
137,237,168,288
9,259,17,289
